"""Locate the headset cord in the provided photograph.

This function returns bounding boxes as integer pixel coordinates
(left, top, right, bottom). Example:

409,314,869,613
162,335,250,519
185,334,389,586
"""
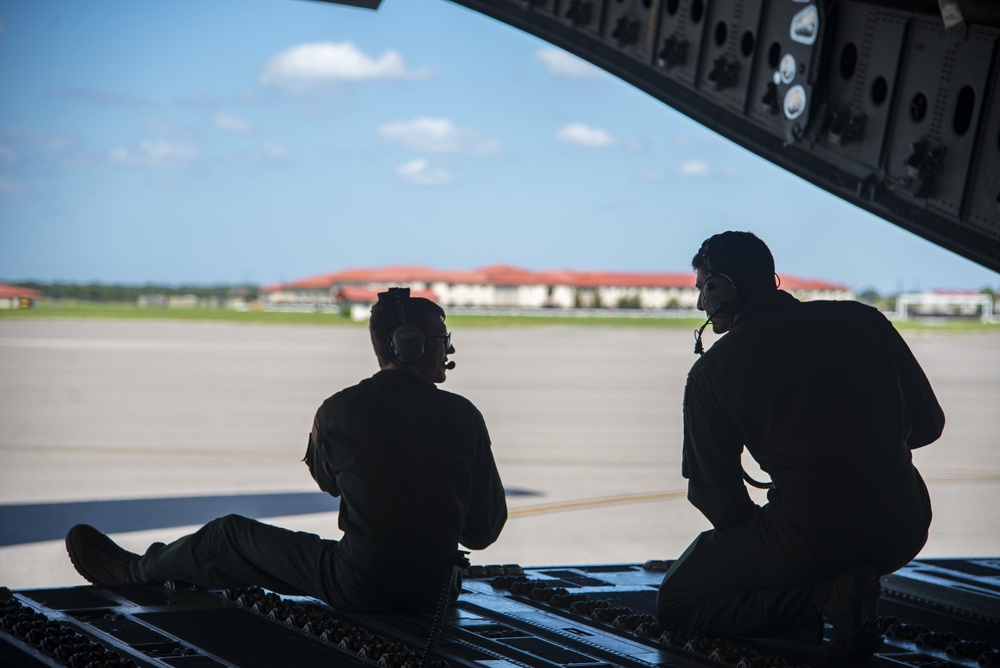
693,319,774,491
742,470,774,490
693,317,711,355
419,551,470,668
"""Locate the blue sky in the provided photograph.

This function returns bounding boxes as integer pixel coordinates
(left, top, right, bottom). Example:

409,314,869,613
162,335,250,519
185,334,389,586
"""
1,0,997,293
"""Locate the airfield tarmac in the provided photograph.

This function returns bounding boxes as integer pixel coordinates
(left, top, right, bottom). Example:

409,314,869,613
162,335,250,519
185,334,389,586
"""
1,318,998,589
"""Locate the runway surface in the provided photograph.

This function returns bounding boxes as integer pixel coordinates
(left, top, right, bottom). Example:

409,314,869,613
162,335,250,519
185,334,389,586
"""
1,318,998,588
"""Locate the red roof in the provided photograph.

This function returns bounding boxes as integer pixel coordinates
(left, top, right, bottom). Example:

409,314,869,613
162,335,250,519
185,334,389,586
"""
261,265,848,293
0,282,42,299
778,276,849,291
336,286,438,303
260,266,488,292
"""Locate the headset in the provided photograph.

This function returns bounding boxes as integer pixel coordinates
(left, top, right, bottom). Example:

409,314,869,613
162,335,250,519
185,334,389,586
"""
693,241,740,356
379,287,426,364
698,243,740,317
701,273,739,315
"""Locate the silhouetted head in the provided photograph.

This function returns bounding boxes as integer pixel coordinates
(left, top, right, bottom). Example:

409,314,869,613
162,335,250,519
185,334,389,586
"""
693,231,776,303
692,232,776,333
370,288,454,383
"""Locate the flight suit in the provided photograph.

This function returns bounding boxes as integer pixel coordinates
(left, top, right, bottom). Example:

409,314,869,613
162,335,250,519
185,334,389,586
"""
657,292,942,641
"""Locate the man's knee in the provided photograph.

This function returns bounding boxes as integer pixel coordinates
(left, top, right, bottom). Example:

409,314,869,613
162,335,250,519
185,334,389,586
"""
207,513,250,529
657,565,695,631
203,514,254,548
657,595,694,631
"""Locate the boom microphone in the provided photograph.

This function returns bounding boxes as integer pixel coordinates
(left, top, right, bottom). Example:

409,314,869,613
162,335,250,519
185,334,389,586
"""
445,361,456,370
693,317,712,355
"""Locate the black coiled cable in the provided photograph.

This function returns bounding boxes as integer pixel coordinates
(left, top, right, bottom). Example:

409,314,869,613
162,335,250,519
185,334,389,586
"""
419,552,470,668
742,470,774,490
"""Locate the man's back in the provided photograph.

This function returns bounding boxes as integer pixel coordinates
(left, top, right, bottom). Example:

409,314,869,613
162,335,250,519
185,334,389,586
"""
306,369,506,611
684,292,943,526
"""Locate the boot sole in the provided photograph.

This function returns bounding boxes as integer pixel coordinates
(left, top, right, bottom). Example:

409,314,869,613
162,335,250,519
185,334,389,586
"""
827,563,883,661
65,524,107,586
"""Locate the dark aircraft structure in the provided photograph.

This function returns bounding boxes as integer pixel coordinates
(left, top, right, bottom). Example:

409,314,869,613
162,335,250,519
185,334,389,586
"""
2,1,998,666
2,560,999,666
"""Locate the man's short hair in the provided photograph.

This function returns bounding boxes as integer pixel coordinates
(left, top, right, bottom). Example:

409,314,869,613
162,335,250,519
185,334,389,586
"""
692,231,776,296
369,290,446,364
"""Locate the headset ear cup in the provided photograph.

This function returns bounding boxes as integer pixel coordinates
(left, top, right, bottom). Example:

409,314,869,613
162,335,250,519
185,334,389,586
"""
391,322,425,364
702,274,739,315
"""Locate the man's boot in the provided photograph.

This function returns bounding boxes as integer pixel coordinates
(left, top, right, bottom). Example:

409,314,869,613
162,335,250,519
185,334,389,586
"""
65,524,149,587
814,561,882,660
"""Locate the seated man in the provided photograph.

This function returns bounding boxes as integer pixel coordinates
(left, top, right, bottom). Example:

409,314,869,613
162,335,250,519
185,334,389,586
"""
66,288,507,613
658,232,943,659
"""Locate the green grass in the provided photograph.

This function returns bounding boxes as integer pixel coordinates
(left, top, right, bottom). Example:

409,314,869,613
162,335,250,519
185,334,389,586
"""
0,300,706,329
0,301,360,326
1,300,996,332
446,314,706,328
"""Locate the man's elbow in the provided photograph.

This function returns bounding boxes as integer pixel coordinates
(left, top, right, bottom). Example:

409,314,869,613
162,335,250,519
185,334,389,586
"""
461,510,508,550
910,409,945,448
460,532,500,551
461,536,496,551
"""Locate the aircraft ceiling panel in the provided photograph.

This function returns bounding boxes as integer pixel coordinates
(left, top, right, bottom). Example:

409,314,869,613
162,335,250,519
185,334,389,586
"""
748,1,823,144
563,0,604,41
655,0,709,91
597,0,654,63
968,56,1000,242
817,4,909,171
742,4,792,142
697,0,767,115
883,21,997,219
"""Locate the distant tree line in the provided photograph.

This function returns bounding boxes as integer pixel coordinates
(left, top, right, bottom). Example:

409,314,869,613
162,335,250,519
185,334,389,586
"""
8,281,259,303
857,288,894,310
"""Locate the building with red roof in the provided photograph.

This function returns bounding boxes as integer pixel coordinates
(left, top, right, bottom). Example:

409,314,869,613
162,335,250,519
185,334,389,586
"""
0,282,43,309
335,285,440,321
896,290,995,322
260,265,852,316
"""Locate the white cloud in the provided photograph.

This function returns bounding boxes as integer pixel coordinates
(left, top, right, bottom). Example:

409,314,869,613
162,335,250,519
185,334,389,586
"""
679,160,710,177
535,47,606,79
378,117,500,155
108,140,199,169
260,41,427,90
213,113,253,134
396,159,451,187
555,123,617,148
